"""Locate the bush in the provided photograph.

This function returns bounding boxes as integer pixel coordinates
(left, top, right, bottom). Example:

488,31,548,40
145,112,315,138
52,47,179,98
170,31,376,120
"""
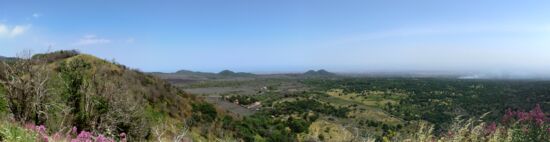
0,121,37,142
273,99,350,118
228,95,258,105
0,86,7,114
403,105,550,142
191,103,218,123
32,50,80,63
287,118,309,133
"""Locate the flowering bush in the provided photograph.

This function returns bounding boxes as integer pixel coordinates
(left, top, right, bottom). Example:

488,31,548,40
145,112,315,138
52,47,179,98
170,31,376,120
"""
405,104,549,142
24,124,125,142
500,104,549,141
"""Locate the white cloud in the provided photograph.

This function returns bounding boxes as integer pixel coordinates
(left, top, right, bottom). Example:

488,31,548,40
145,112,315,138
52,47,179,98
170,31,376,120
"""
0,24,7,34
11,25,30,36
32,13,41,18
0,23,31,37
75,34,111,45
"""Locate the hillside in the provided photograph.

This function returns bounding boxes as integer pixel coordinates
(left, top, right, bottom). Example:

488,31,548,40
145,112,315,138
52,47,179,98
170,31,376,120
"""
218,70,255,77
303,69,336,76
155,67,550,141
175,69,217,76
0,51,233,141
2,51,550,142
153,69,257,86
0,56,17,62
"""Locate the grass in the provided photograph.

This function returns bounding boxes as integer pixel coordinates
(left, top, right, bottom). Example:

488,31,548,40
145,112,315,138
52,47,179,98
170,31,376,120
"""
319,91,402,125
299,119,354,142
327,89,403,107
1,52,220,141
0,121,37,142
0,85,7,114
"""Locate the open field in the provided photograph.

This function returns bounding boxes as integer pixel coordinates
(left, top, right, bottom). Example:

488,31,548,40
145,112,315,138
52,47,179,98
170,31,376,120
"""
153,71,550,140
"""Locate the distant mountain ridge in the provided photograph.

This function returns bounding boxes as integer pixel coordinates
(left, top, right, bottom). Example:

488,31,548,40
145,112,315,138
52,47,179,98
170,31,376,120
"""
169,69,255,77
218,69,255,76
0,55,17,61
175,69,217,76
303,69,336,76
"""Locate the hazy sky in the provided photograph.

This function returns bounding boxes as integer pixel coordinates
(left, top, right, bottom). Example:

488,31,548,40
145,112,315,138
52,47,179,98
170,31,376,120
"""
1,0,550,74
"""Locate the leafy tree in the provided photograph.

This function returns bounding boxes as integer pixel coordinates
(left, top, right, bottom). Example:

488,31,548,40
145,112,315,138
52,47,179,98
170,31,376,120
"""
0,51,50,124
191,103,217,123
58,58,91,129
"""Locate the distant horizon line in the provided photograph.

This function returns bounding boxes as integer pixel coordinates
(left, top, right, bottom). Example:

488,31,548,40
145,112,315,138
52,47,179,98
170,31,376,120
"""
3,52,550,80
150,69,550,79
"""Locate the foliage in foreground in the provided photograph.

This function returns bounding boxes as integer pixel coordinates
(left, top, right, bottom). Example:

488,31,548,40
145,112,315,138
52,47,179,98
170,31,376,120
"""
2,50,549,142
0,120,37,142
404,105,549,142
0,51,216,141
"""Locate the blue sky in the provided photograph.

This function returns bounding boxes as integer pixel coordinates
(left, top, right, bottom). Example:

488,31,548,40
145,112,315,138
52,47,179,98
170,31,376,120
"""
1,0,550,74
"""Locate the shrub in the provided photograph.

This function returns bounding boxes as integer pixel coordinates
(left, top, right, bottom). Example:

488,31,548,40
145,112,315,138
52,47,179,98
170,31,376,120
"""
191,103,218,123
0,86,7,114
0,121,38,142
32,50,80,63
403,105,549,142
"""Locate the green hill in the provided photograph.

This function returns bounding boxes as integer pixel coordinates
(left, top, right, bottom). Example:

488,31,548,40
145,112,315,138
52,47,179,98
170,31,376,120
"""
4,51,549,142
303,69,336,76
0,51,232,141
218,69,255,76
175,69,216,76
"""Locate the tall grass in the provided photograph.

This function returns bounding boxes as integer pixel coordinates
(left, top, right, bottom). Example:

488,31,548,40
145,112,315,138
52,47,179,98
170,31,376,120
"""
402,105,549,142
0,121,38,142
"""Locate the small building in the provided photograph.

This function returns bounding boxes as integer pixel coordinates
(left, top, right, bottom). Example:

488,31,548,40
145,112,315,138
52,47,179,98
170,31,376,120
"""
247,101,262,111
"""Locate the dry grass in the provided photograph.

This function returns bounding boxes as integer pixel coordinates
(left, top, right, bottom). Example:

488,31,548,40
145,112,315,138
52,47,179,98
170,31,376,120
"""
300,119,354,142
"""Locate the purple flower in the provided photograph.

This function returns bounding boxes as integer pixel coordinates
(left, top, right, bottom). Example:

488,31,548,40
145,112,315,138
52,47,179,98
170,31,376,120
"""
52,133,62,141
42,136,49,142
529,104,546,125
71,131,93,142
517,111,530,122
25,123,36,130
71,126,78,135
502,108,515,124
96,134,115,142
119,133,127,142
36,125,47,134
485,122,497,134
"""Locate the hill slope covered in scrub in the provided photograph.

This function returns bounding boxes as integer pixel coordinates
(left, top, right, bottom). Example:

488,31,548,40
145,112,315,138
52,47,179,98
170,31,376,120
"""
2,50,550,142
0,51,232,141
303,69,336,76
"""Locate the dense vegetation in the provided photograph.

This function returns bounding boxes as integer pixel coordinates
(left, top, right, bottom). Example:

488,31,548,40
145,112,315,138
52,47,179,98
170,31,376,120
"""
0,51,232,141
162,71,550,141
304,78,550,132
227,95,259,105
1,50,549,141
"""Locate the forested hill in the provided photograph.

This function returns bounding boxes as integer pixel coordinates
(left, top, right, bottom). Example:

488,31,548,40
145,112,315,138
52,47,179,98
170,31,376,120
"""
0,55,17,62
0,50,232,141
304,69,336,76
2,51,550,142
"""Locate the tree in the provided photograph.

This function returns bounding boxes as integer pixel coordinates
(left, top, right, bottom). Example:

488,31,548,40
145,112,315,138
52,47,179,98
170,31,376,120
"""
58,58,90,129
0,51,51,124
